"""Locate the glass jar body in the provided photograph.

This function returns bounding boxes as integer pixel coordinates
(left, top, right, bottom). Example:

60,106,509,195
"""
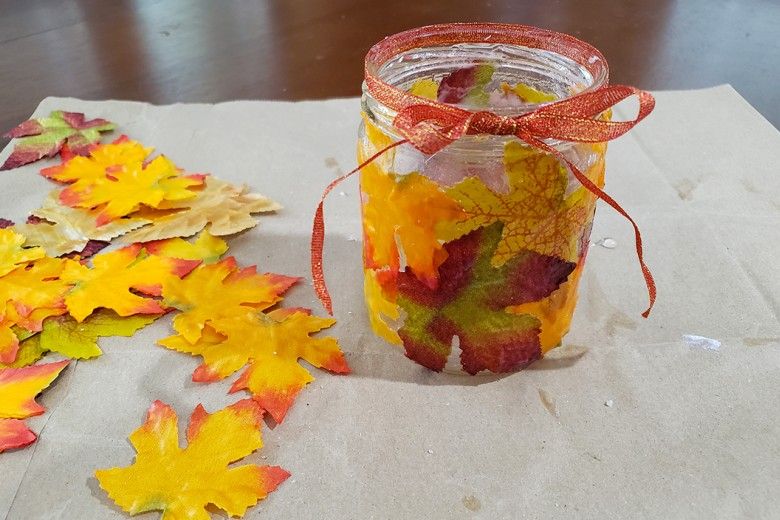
358,28,609,374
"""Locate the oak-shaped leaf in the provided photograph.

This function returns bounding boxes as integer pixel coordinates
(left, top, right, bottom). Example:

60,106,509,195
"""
396,222,575,374
95,400,288,519
0,360,69,452
1,111,115,171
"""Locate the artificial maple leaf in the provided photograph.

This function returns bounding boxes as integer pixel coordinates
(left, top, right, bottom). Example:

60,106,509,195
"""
395,222,575,374
14,192,149,257
508,263,584,352
437,63,495,105
159,309,349,423
0,334,45,369
360,166,464,288
440,141,596,266
408,78,439,100
161,256,299,343
500,82,557,103
363,269,401,345
36,310,159,360
0,228,45,277
0,256,69,363
61,244,199,322
0,360,69,452
1,111,115,171
123,177,281,242
40,136,152,187
95,399,289,519
60,155,203,226
144,230,228,263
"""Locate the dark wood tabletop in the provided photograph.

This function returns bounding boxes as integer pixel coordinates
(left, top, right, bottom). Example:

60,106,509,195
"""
2,0,779,134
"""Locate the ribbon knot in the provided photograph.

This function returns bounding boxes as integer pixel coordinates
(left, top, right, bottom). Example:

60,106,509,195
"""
312,84,658,318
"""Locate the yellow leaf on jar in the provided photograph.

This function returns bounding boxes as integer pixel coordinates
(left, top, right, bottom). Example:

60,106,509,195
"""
408,78,439,100
364,269,401,345
439,141,602,265
507,263,583,352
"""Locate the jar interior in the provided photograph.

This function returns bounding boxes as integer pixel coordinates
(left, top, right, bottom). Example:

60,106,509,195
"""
374,42,604,114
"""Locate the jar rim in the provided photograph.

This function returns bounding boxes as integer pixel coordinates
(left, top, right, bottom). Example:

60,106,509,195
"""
364,23,609,112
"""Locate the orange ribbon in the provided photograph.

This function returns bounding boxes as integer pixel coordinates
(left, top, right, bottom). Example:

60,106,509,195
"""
312,24,656,318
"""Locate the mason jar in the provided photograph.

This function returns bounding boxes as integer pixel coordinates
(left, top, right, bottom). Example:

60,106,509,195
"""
358,23,610,374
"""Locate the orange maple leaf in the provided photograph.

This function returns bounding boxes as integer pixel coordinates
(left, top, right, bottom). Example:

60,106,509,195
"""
0,360,69,452
0,256,69,363
59,153,202,226
159,308,349,423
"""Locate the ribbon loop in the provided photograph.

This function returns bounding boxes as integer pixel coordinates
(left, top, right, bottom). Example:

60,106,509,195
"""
313,84,657,317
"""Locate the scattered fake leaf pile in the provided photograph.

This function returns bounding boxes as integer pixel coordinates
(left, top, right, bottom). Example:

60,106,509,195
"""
12,133,280,257
0,110,350,518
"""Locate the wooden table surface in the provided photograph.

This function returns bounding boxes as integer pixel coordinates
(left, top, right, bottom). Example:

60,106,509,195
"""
1,0,779,134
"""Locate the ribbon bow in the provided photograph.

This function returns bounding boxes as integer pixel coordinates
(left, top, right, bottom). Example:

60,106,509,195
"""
312,85,657,318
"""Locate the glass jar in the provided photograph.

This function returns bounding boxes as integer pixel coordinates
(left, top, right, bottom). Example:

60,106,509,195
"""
358,24,609,374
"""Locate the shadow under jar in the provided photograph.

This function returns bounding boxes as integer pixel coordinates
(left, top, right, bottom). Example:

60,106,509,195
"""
358,24,609,375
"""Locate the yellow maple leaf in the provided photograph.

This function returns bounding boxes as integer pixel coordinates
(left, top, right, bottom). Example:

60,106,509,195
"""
408,78,439,100
61,245,199,322
359,116,464,286
0,360,69,452
500,82,558,103
0,228,45,277
363,269,401,345
0,256,69,363
95,400,289,519
361,167,464,287
508,263,584,352
15,192,149,257
123,177,281,242
144,230,228,263
439,141,603,265
41,138,153,196
161,257,299,343
158,309,349,423
60,155,202,225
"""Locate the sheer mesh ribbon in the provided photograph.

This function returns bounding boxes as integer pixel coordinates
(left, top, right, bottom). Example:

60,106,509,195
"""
312,23,656,318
